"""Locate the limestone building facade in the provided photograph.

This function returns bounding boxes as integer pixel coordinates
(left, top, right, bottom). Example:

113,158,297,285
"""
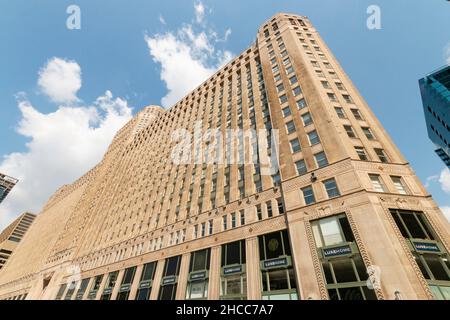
0,13,449,300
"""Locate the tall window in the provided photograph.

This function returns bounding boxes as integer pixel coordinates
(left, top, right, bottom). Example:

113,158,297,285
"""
295,159,307,175
222,215,228,231
87,275,103,300
301,112,313,126
302,186,316,205
362,127,375,140
351,109,363,120
323,178,340,198
335,107,346,119
75,278,90,300
308,130,320,145
369,174,386,192
290,138,301,153
286,120,296,134
231,213,237,229
344,125,357,138
158,255,181,300
259,230,298,300
390,209,450,300
390,176,408,194
220,240,247,300
136,262,157,300
311,214,377,300
100,271,119,300
186,249,211,300
117,267,136,300
374,148,389,163
315,151,329,168
355,147,368,160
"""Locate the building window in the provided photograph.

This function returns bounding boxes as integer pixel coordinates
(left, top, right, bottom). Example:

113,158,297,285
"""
231,213,237,229
390,176,409,194
295,159,307,175
344,125,357,138
279,94,288,104
290,138,301,153
257,205,263,221
259,230,298,300
355,147,368,160
100,271,119,300
186,249,211,300
342,94,353,103
286,120,296,134
267,201,273,218
75,278,90,300
323,178,340,198
55,284,67,300
289,75,298,84
374,148,389,163
286,66,294,74
220,240,247,300
351,109,363,120
277,83,284,92
362,127,375,140
327,93,337,102
117,267,137,300
311,214,377,300
136,262,157,300
308,130,320,145
240,210,245,225
315,151,329,168
208,220,214,235
296,98,307,109
302,186,316,205
87,275,103,300
301,112,313,126
158,256,181,300
282,107,291,117
369,174,386,192
390,209,450,300
292,86,302,96
335,107,346,119
223,216,228,231
321,81,330,89
277,198,285,214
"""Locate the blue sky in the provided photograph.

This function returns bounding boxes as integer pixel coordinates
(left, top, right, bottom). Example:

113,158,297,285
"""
0,0,449,228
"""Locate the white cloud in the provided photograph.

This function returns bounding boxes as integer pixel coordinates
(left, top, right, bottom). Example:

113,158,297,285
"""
194,1,205,24
159,14,166,25
440,207,450,222
445,43,450,64
38,57,82,104
145,2,233,108
0,61,132,230
439,167,450,194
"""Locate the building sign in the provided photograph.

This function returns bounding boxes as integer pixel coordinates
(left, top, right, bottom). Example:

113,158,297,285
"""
138,280,152,289
413,242,440,253
119,284,131,292
88,291,97,298
162,275,177,285
189,271,207,281
323,245,352,258
102,288,112,295
263,257,289,269
223,265,242,275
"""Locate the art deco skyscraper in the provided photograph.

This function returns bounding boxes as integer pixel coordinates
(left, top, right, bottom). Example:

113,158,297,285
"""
0,13,449,301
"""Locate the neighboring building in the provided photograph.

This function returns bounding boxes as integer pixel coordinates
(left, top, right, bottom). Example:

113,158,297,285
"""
0,13,449,301
0,213,36,272
419,65,450,168
0,173,18,205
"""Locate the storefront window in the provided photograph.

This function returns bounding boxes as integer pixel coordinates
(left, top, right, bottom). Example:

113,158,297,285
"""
311,214,377,300
158,255,181,300
100,271,119,300
63,281,78,300
220,240,247,300
75,278,90,300
186,249,210,300
390,209,450,300
136,262,157,300
258,230,298,300
87,274,103,300
116,266,136,300
55,284,67,300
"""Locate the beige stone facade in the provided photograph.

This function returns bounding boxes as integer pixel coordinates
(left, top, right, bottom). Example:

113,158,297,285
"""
0,13,449,301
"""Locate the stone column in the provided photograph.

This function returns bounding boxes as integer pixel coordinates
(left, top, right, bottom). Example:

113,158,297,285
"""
110,269,124,300
128,265,143,300
95,273,108,300
176,253,191,300
149,259,165,300
246,237,261,300
208,246,221,300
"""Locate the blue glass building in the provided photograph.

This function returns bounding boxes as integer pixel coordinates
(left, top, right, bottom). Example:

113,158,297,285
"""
419,65,450,168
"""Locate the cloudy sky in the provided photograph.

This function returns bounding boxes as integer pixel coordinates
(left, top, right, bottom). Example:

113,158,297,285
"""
0,0,449,229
